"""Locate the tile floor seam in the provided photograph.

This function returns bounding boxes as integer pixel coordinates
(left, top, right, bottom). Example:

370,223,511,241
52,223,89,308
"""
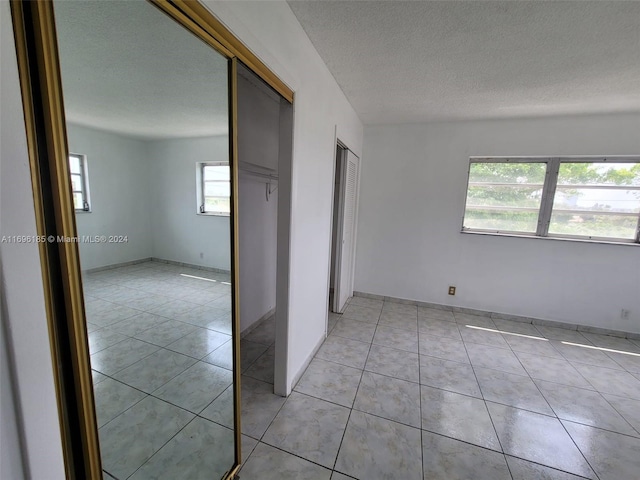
93,339,161,376
165,344,230,363
513,349,602,480
556,419,603,480
149,374,232,416
364,364,420,386
242,346,270,374
247,440,334,476
529,376,596,392
91,332,192,376
103,468,120,480
350,401,424,432
329,311,377,473
421,427,508,456
124,414,200,480
483,399,558,420
89,334,131,354
132,323,201,350
291,386,363,412
255,381,300,445
568,363,604,394
601,395,640,438
97,395,150,432
309,347,367,371
537,369,640,440
503,454,595,480
457,325,509,465
114,350,196,394
492,320,605,479
508,339,558,417
553,415,640,441
102,469,118,480
417,315,425,480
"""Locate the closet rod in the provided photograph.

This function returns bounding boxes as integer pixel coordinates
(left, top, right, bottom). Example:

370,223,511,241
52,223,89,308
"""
239,168,279,181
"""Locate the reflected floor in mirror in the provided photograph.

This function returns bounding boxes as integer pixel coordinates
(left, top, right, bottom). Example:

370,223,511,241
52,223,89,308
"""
84,260,270,479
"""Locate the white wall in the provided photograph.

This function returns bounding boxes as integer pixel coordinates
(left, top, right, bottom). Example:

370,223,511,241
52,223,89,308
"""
67,124,154,270
67,127,232,272
206,0,364,392
149,136,231,270
1,279,26,480
237,70,280,331
238,174,278,331
0,1,66,477
356,113,640,334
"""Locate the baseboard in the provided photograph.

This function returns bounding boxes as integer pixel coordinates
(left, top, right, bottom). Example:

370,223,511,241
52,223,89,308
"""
149,257,230,275
241,308,276,337
83,257,153,274
353,291,640,340
82,257,231,275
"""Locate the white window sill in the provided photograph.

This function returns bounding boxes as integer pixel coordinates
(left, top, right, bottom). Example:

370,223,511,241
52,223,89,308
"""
197,212,230,217
461,229,640,247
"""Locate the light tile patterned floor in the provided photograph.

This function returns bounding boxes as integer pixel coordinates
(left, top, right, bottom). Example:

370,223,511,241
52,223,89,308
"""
240,297,640,480
85,260,274,480
87,262,640,479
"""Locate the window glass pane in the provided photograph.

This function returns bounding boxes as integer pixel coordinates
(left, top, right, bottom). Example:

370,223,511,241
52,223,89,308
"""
548,213,638,239
73,192,84,210
468,162,546,184
549,162,640,239
69,155,81,174
466,185,543,208
71,174,83,192
552,187,640,214
464,162,545,233
463,209,540,233
200,164,230,215
204,165,229,181
205,197,230,213
556,162,640,186
204,182,230,197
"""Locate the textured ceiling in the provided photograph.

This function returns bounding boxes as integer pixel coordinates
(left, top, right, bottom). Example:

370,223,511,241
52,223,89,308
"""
288,0,640,124
54,0,229,139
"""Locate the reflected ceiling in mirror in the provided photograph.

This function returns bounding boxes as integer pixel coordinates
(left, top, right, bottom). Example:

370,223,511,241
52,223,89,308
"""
55,0,229,139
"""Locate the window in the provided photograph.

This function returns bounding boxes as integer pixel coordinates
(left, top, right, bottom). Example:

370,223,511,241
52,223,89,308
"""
197,162,230,216
69,153,91,212
462,157,640,244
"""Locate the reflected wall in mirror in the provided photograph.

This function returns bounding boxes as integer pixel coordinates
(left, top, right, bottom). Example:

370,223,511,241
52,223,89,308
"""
54,1,237,478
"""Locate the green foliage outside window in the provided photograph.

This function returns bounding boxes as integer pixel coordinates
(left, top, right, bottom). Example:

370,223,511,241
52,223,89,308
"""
464,160,640,240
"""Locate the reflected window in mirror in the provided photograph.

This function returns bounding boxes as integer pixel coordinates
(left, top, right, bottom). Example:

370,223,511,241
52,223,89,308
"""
69,153,91,212
198,161,230,216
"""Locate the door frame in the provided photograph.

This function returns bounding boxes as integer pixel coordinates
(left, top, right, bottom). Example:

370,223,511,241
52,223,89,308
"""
331,142,347,313
10,1,293,478
328,138,361,317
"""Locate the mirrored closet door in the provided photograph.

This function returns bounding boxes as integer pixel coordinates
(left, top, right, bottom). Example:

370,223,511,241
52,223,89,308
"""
54,1,238,478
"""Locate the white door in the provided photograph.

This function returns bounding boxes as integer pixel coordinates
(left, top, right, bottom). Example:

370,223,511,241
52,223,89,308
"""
334,149,360,313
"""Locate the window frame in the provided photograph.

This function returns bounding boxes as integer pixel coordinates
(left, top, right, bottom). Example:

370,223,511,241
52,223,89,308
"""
461,156,640,245
69,153,91,212
196,161,230,217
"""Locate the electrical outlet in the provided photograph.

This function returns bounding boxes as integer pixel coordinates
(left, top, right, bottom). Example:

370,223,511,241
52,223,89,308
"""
199,252,204,259
621,309,630,319
448,286,456,296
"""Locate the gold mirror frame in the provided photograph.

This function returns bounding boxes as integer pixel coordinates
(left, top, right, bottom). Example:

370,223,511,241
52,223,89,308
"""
10,1,293,478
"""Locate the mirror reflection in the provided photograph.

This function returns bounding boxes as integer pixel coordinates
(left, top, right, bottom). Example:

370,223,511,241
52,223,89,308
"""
54,1,236,478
